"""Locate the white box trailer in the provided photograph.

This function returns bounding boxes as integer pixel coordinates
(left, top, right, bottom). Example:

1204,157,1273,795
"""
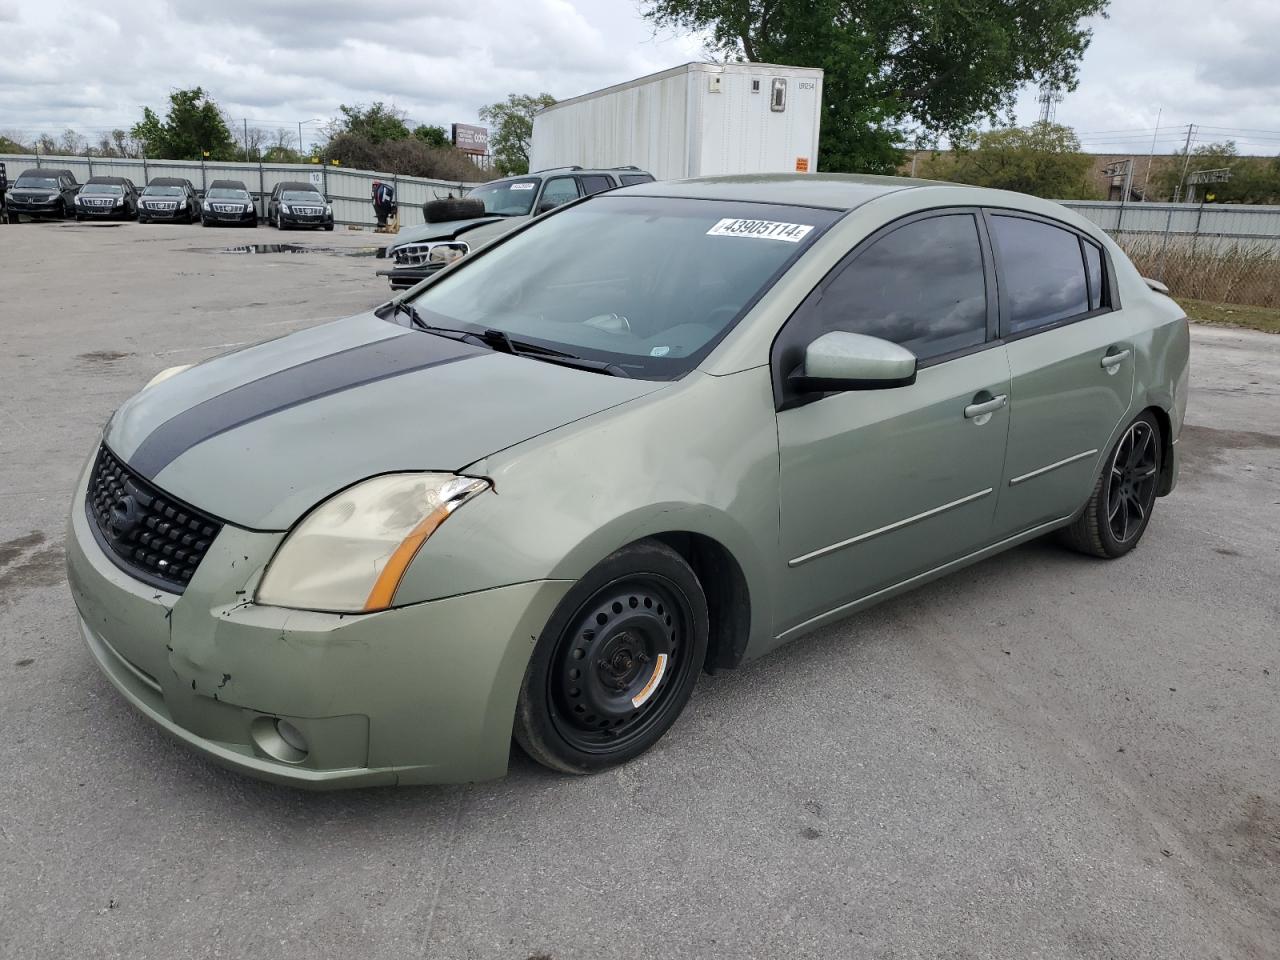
529,62,824,182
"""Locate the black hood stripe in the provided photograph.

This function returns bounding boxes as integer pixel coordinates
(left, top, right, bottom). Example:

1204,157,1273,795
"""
129,332,481,479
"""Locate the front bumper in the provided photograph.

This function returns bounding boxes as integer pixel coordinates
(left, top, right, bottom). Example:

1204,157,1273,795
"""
76,203,130,219
139,204,191,220
280,211,333,229
203,207,256,224
66,462,570,788
8,197,64,217
376,262,447,289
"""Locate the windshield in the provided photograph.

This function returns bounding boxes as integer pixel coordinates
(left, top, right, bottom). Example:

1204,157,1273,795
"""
407,196,839,378
466,179,540,216
15,177,58,190
282,191,324,202
83,184,124,195
207,188,249,200
144,185,184,196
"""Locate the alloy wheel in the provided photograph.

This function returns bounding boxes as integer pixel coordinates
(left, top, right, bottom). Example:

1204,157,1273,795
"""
1106,420,1159,543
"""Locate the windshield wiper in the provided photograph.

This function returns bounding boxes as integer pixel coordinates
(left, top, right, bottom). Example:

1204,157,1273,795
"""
383,302,628,376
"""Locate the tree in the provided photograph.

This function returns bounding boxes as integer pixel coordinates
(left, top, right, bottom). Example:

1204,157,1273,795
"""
478,93,555,176
642,0,1108,173
0,133,26,153
919,123,1097,199
329,102,411,145
1154,141,1280,205
413,124,450,149
130,88,236,160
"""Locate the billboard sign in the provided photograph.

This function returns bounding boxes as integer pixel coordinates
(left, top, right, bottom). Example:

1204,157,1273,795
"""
452,124,489,156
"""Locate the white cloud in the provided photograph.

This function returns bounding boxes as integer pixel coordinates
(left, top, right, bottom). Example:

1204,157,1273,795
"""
2,0,1276,159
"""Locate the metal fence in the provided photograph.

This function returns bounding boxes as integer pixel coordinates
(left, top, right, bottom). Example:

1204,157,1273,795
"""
1058,199,1280,255
1,153,485,228
1058,199,1280,307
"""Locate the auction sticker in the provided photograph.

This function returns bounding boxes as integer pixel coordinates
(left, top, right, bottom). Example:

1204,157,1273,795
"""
707,218,813,242
510,182,536,190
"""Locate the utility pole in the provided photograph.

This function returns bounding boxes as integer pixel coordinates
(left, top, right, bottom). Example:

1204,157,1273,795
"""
298,121,303,156
1173,123,1195,203
1141,107,1161,200
243,118,250,161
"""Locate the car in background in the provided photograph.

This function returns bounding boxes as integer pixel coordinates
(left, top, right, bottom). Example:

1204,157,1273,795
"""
64,174,1189,787
201,180,258,227
266,181,334,231
6,168,80,223
138,178,200,224
376,166,656,289
74,177,139,221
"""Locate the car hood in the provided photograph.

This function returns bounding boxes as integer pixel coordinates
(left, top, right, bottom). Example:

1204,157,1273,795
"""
10,187,59,197
106,312,662,530
389,216,516,249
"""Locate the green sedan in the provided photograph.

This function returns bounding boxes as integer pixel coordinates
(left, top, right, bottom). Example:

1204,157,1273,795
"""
66,174,1189,788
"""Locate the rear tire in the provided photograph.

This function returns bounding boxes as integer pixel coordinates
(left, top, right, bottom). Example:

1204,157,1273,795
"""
1060,411,1163,559
514,540,709,775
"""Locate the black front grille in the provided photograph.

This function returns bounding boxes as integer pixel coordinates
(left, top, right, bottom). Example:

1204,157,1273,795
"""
86,445,223,592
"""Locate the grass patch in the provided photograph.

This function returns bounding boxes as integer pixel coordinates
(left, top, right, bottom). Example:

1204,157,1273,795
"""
1178,297,1280,334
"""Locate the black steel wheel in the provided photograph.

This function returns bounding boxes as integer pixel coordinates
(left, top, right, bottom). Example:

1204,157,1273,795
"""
1060,411,1163,558
514,541,709,774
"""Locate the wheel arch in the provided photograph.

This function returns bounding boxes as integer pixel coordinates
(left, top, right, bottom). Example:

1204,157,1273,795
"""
1143,404,1176,496
647,531,752,673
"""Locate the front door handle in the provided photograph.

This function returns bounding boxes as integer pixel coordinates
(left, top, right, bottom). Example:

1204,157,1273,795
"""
964,394,1008,420
1101,348,1131,371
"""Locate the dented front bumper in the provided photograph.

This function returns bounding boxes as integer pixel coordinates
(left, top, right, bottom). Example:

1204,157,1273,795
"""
65,461,570,789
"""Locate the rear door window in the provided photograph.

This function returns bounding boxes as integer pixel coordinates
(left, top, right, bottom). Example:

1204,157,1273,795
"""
990,215,1090,334
578,175,614,196
620,174,655,185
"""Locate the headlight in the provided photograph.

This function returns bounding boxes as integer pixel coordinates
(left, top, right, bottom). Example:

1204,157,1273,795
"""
177,199,187,208
203,201,212,211
114,198,124,206
144,364,192,389
256,473,489,613
281,204,291,214
324,204,332,215
48,194,60,202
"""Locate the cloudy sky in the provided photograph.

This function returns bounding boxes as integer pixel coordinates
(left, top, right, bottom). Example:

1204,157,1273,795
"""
1,0,1277,157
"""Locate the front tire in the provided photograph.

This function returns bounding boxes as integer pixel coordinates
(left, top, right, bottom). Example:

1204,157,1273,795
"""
1061,412,1163,558
514,540,709,775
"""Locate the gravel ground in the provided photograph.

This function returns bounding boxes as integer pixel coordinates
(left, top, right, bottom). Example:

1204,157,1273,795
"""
1,220,1277,960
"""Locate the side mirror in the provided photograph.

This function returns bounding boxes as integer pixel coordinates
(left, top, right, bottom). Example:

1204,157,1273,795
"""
537,199,563,214
790,331,917,392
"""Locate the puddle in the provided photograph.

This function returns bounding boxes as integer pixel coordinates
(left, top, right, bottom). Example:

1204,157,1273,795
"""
79,350,132,363
191,244,379,257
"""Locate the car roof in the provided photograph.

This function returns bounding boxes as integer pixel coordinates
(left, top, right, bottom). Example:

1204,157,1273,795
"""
613,173,1106,225
208,179,249,189
85,177,131,185
19,168,75,178
487,167,654,184
277,181,320,191
148,177,192,187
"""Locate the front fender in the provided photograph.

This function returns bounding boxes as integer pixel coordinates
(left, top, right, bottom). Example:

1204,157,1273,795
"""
391,368,782,656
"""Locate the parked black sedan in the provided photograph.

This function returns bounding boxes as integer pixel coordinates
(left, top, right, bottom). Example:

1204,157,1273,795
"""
74,177,139,221
266,181,334,230
201,180,258,227
6,168,80,222
138,178,200,224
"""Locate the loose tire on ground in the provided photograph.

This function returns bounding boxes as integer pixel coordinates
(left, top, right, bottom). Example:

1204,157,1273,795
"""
1060,411,1163,559
514,540,709,775
424,197,485,223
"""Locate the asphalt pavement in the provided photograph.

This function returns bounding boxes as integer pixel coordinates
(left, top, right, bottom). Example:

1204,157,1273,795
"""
0,219,1276,959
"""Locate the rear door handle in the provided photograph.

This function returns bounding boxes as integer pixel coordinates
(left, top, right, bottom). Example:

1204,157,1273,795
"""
1101,349,1131,370
964,394,1008,420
